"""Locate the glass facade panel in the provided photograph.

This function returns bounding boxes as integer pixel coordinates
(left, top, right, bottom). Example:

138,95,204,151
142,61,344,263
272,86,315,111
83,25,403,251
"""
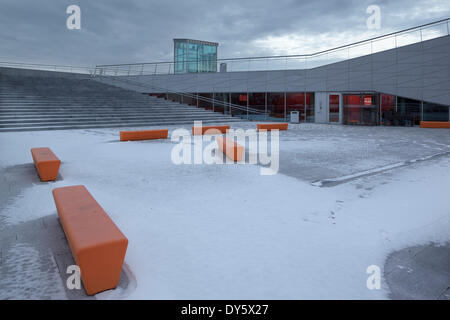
286,93,314,122
343,93,379,125
423,102,449,122
396,97,421,126
213,93,229,114
267,92,285,120
230,93,247,117
380,94,396,125
198,93,213,110
174,39,218,74
329,94,340,122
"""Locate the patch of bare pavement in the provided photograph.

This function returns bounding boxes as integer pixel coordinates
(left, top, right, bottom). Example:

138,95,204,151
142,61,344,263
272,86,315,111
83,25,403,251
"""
384,242,450,300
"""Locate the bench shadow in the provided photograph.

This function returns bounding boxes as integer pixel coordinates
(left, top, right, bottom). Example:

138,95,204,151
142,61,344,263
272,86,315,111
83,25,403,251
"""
4,163,64,186
0,213,131,300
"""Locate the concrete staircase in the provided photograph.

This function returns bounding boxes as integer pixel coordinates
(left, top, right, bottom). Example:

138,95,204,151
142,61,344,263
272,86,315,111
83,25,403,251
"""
0,72,242,132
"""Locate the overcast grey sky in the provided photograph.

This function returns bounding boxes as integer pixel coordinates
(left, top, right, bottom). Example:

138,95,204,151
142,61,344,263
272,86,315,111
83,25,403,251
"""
0,0,449,66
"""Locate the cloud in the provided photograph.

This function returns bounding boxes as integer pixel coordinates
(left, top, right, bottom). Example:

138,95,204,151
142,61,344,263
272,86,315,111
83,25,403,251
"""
0,0,448,66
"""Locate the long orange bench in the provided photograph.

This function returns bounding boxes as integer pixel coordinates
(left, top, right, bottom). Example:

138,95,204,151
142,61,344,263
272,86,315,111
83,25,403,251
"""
257,123,288,131
52,185,128,295
216,136,244,162
30,147,61,181
420,121,450,128
192,125,230,135
120,129,168,141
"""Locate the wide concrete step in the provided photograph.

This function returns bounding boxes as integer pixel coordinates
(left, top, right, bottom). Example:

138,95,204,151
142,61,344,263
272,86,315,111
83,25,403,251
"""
0,100,155,105
0,117,240,128
0,109,222,115
0,103,192,112
0,114,236,124
0,109,213,115
0,118,244,132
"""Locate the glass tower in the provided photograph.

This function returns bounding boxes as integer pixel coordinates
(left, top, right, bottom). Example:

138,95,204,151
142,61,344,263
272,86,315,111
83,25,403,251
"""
174,39,218,74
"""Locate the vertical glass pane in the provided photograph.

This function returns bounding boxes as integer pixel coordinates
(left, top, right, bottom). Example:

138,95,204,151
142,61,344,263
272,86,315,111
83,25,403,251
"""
343,94,361,124
329,94,340,122
343,94,379,125
380,94,396,125
423,102,449,122
397,97,421,126
267,93,285,121
230,93,247,117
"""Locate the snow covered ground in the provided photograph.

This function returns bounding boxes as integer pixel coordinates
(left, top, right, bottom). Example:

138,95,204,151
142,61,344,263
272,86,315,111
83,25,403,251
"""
0,123,449,299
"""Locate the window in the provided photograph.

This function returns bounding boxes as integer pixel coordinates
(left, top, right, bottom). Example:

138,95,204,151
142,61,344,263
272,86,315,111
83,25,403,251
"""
343,93,379,125
423,102,449,122
174,39,218,74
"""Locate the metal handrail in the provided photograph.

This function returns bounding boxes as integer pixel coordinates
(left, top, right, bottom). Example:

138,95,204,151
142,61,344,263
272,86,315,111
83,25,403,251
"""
95,18,450,75
96,74,268,116
0,61,95,75
1,18,448,77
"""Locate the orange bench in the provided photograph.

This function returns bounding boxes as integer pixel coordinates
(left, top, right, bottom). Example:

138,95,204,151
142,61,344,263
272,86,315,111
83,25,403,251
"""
216,136,244,162
52,185,128,295
192,125,230,135
30,147,61,181
120,129,168,141
257,123,288,131
420,121,450,129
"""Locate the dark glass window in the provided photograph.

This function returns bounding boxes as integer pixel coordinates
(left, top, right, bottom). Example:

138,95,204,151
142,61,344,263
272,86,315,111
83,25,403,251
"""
230,93,247,117
267,92,285,120
396,97,421,126
423,102,449,122
213,93,229,114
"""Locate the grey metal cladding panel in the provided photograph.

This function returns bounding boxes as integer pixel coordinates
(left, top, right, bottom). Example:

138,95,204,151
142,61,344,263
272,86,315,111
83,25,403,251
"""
422,63,450,74
396,87,423,100
396,63,423,75
373,85,397,96
397,77,424,89
325,61,348,72
347,82,372,92
373,75,396,89
423,82,450,94
245,71,268,82
348,62,372,74
326,81,349,92
305,76,327,91
423,54,450,67
421,35,450,50
286,72,307,85
423,74,450,85
247,82,269,92
423,90,450,106
325,66,348,79
372,49,397,63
